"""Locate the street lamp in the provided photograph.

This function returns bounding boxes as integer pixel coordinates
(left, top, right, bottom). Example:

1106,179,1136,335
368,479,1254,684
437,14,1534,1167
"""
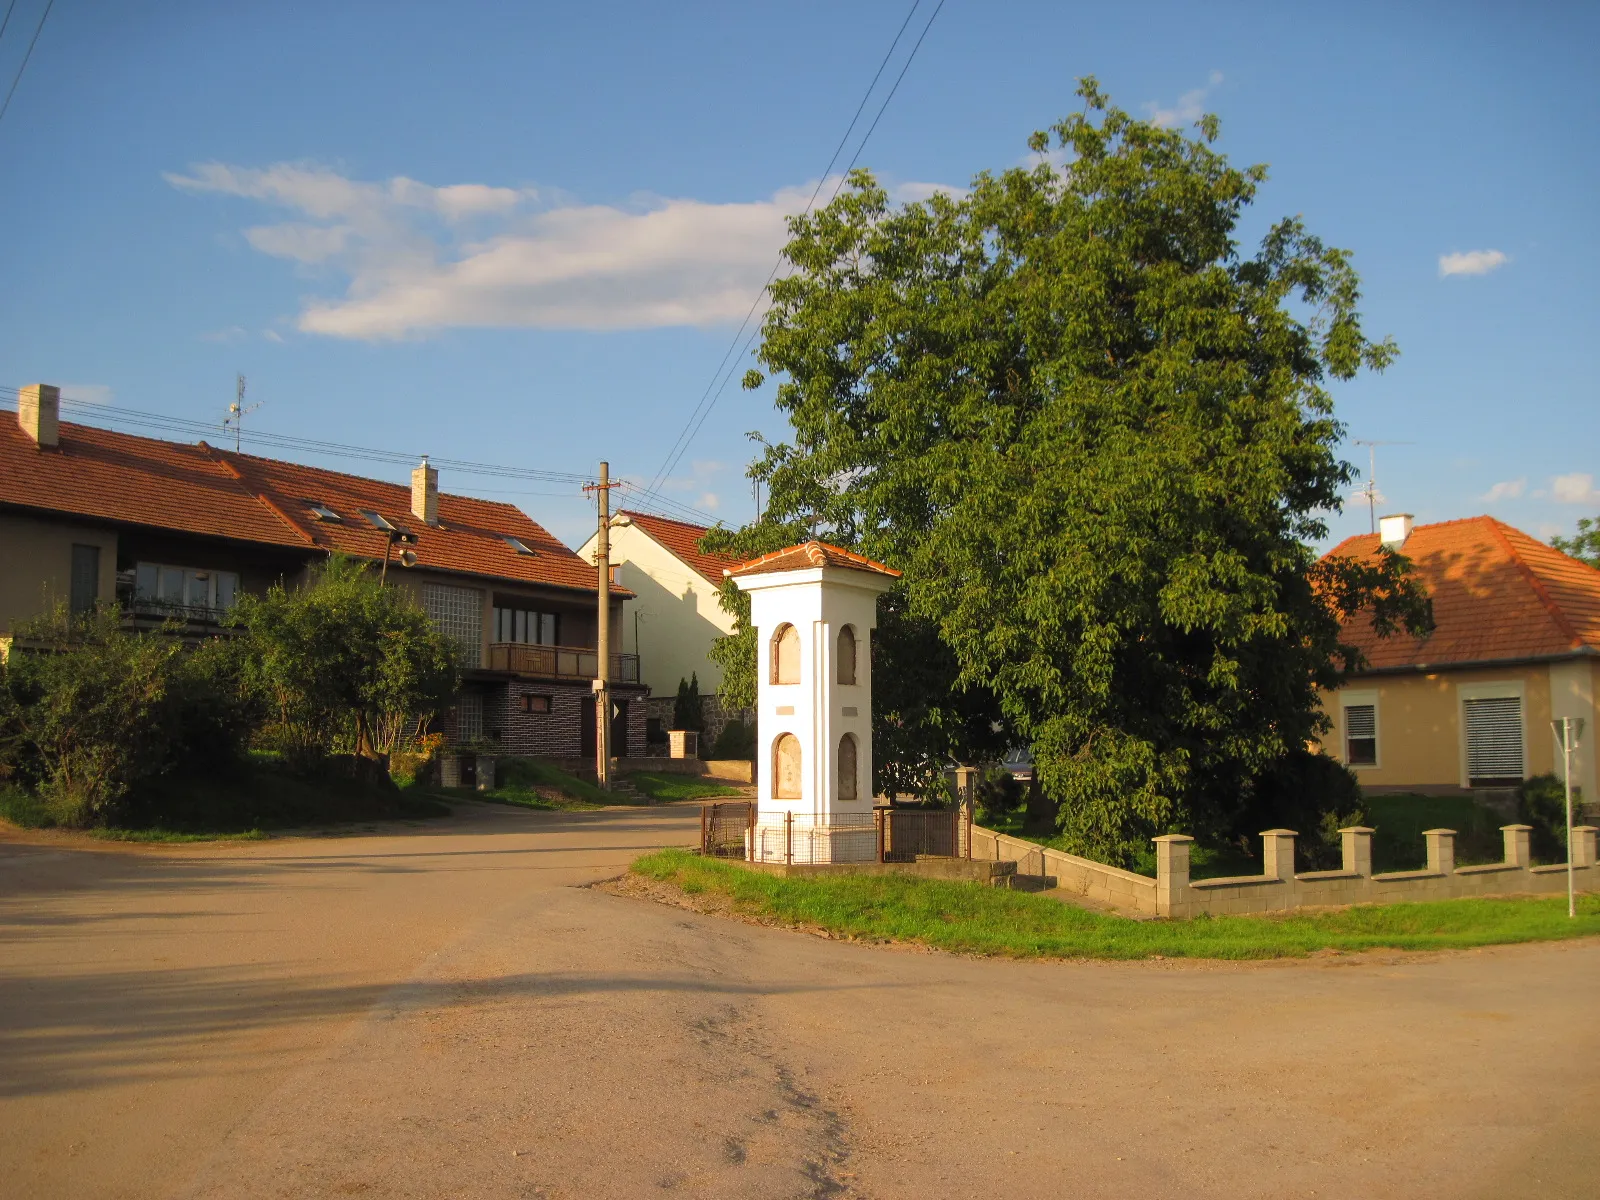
1551,716,1587,919
380,529,419,585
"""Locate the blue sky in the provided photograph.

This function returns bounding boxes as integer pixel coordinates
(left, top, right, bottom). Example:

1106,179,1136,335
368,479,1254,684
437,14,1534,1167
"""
0,0,1594,549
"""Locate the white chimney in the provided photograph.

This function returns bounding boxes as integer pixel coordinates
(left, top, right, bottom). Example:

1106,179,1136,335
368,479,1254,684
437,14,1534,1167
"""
18,383,60,447
411,456,439,525
1379,513,1413,550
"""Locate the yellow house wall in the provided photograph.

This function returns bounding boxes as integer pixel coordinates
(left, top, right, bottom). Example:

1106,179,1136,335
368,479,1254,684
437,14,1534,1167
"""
1318,663,1582,792
0,511,117,636
578,525,736,696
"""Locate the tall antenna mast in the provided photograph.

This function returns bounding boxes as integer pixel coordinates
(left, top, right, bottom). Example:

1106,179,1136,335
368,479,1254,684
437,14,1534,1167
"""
223,373,263,453
1352,439,1413,534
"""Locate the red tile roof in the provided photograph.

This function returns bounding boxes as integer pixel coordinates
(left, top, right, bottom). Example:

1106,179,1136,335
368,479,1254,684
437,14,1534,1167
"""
616,510,739,586
726,540,903,580
1323,515,1600,670
0,417,614,594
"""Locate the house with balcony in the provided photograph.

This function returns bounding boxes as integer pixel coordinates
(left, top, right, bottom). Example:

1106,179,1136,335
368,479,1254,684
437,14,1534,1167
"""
1319,513,1599,800
0,384,646,758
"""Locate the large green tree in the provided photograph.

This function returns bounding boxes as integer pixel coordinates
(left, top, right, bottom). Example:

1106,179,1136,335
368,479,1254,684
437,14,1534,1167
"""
1552,516,1600,567
724,80,1431,863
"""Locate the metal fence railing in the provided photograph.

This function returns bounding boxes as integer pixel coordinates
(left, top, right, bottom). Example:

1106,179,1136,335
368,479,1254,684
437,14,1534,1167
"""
706,804,974,866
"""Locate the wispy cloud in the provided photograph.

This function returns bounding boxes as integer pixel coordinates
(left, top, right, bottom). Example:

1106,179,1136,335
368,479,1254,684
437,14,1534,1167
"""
1551,472,1599,504
1144,71,1224,129
1438,249,1508,278
167,162,959,340
200,325,249,343
60,383,113,405
1482,478,1525,502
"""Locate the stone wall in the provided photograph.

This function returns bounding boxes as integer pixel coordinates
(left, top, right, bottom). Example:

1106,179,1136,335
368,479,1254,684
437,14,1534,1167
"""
972,822,1600,919
643,692,752,754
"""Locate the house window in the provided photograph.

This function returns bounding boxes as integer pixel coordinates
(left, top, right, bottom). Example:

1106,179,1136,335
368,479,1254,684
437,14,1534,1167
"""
424,584,483,667
773,733,802,799
1344,703,1377,766
838,733,859,801
70,544,100,615
1464,696,1524,784
493,605,559,646
771,623,800,685
838,625,857,685
521,694,552,714
133,562,240,616
455,693,484,743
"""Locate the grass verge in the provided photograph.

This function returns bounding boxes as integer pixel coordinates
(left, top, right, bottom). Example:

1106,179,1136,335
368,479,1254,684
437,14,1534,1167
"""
622,771,748,804
630,848,1600,960
431,757,639,811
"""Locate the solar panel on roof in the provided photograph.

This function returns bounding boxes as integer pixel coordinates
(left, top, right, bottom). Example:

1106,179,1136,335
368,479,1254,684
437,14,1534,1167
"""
359,509,397,532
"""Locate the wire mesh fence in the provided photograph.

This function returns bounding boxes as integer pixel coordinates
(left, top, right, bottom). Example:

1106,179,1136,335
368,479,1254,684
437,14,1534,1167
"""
706,804,974,865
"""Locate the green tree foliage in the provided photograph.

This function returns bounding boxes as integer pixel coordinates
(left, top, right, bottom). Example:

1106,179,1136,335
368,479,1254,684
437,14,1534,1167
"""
0,609,258,825
672,672,705,732
729,80,1431,864
1551,516,1600,567
235,555,457,764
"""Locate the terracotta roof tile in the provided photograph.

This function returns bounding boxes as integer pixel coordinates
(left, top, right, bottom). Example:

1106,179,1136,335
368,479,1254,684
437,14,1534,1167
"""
616,510,739,586
0,417,614,594
1322,515,1600,670
726,540,902,580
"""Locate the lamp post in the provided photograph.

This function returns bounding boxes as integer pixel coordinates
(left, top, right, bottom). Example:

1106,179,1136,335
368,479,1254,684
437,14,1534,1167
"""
380,530,419,585
1551,716,1587,919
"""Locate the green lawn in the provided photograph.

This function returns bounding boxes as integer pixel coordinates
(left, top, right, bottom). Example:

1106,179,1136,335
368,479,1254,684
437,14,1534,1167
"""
434,757,637,811
631,848,1600,960
622,771,748,804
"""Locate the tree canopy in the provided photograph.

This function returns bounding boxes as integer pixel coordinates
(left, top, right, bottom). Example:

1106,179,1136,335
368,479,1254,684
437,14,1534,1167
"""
1552,515,1600,567
711,80,1431,863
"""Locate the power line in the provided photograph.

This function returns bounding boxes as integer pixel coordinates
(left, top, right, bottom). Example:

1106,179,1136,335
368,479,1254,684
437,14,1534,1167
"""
643,0,930,500
0,1,21,49
0,0,54,128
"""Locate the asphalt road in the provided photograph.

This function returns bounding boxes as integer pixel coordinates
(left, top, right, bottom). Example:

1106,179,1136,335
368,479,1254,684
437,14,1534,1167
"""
2,801,1596,1199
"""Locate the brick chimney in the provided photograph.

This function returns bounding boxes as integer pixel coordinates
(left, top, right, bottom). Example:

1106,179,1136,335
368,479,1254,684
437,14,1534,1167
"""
411,456,439,525
1379,513,1413,550
18,383,60,447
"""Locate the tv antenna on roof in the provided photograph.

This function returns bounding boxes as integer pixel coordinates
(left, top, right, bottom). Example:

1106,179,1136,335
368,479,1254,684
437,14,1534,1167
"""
1352,439,1413,534
223,373,264,453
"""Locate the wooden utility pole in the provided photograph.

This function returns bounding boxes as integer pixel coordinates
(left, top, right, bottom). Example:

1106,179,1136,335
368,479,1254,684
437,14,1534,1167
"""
584,462,621,788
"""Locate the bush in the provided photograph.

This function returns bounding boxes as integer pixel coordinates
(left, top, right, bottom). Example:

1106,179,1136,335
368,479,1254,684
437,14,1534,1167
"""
1518,774,1577,864
672,674,705,733
1232,750,1368,870
976,769,1025,823
0,609,256,826
709,717,755,760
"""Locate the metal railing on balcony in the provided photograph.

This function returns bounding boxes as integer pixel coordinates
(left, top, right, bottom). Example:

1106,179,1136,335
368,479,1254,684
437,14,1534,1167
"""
118,599,240,632
484,642,640,683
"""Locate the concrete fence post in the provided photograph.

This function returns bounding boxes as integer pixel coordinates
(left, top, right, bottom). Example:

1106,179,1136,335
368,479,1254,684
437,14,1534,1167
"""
1572,826,1598,868
1500,824,1532,869
1260,829,1298,881
1153,834,1193,918
1339,826,1375,876
1424,828,1457,876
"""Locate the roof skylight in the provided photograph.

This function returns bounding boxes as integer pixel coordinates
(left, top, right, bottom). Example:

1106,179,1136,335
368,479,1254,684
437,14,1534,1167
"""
503,535,536,556
305,501,342,522
360,510,397,532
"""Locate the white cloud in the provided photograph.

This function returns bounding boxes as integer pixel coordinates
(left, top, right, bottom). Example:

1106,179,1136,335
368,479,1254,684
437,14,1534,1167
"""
1144,71,1224,129
200,325,249,343
1438,249,1508,278
261,329,285,343
1551,472,1599,504
1482,478,1525,502
60,383,113,405
170,161,911,339
697,492,721,511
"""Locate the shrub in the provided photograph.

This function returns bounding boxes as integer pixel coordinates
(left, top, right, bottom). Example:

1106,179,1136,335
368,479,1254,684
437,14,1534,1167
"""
709,717,755,760
1232,750,1368,870
976,769,1025,823
672,674,705,732
1517,774,1577,864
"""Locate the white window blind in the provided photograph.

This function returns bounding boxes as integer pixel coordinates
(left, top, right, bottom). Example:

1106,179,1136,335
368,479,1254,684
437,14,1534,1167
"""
1344,704,1377,766
1464,696,1524,781
424,584,483,666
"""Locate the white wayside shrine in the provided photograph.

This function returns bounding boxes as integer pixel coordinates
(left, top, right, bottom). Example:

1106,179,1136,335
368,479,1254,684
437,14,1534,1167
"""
727,541,901,863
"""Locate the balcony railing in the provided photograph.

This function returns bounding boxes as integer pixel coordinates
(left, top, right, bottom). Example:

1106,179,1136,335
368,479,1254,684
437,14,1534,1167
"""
119,599,240,633
485,642,640,683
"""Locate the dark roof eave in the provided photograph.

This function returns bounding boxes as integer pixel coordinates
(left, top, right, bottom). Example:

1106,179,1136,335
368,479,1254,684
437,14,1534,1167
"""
1342,645,1600,679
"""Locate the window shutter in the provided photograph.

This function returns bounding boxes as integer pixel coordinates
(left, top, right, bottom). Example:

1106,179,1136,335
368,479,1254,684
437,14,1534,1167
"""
1464,696,1524,781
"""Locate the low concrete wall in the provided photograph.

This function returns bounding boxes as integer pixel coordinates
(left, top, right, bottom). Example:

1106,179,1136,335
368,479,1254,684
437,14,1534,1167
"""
619,756,753,784
971,825,1160,915
974,822,1600,919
